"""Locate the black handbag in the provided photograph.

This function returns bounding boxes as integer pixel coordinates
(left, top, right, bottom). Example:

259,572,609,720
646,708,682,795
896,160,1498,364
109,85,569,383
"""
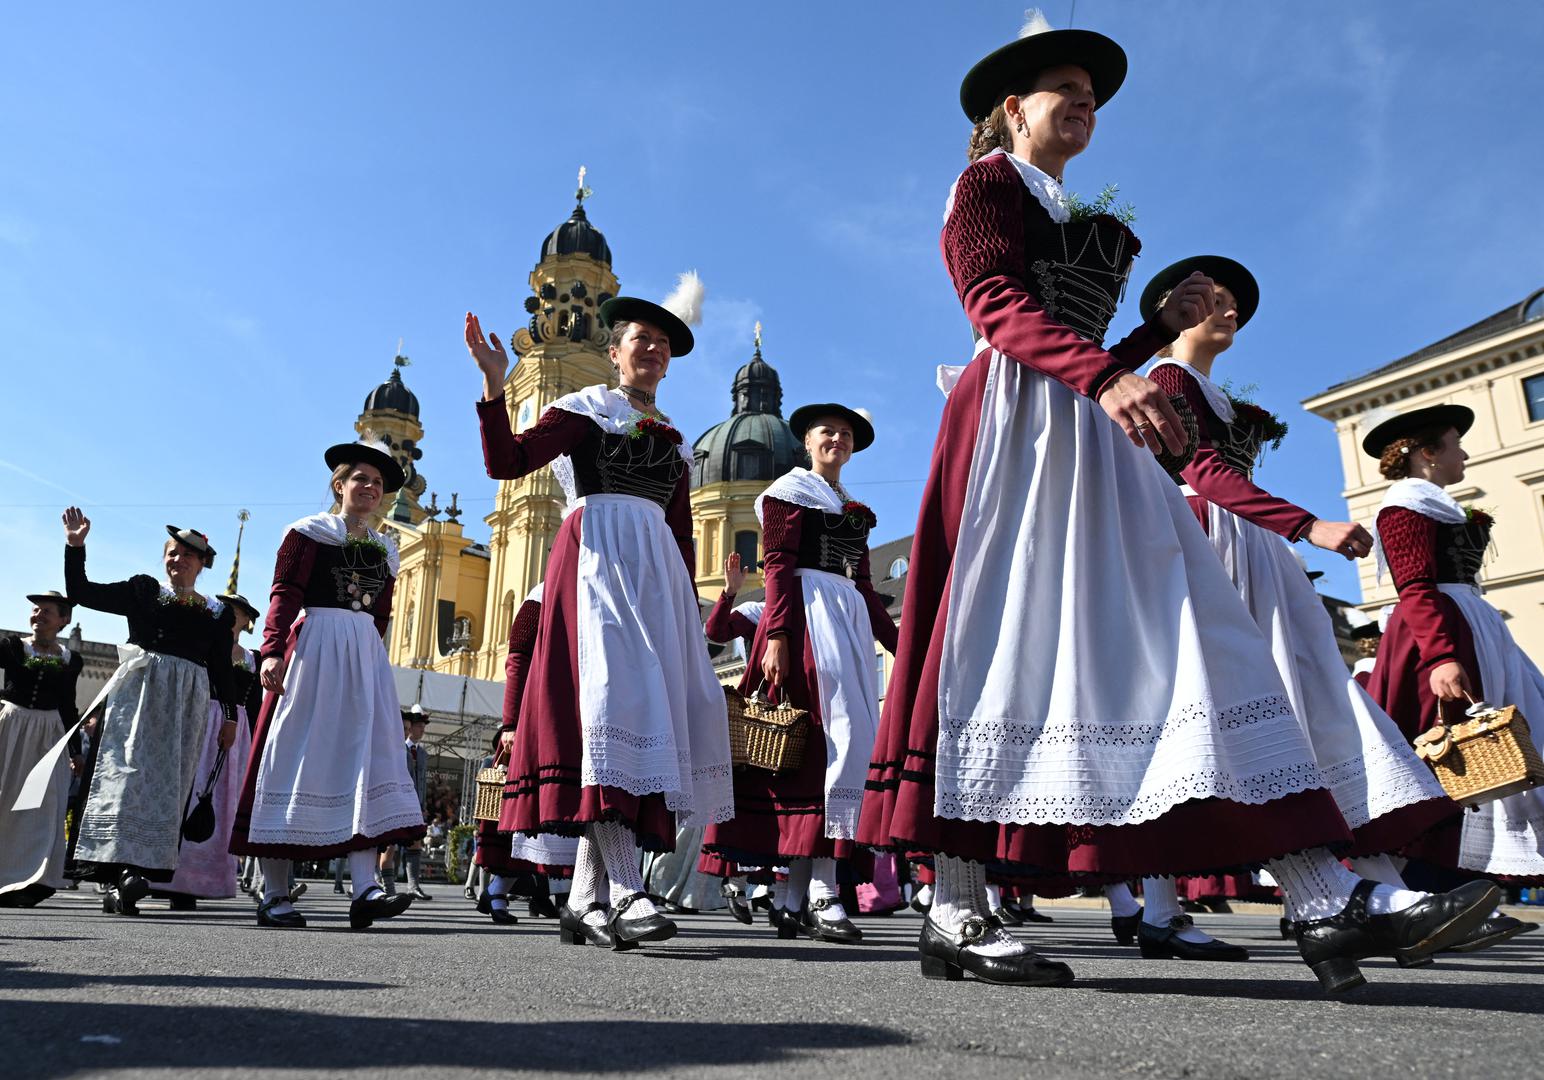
181,747,228,843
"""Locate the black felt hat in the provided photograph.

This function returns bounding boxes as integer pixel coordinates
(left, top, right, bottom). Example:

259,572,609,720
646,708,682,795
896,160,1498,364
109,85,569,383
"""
1139,256,1260,329
25,590,72,614
325,438,406,493
1359,404,1475,459
789,403,876,453
959,27,1127,123
599,297,695,357
165,526,217,567
218,593,261,626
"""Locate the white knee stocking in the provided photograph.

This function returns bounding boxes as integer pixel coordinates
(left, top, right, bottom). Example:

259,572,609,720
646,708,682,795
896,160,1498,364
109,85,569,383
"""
1105,881,1140,918
568,834,608,926
807,857,849,921
489,874,514,911
1268,848,1422,922
260,858,294,914
1140,876,1214,943
1347,854,1425,914
782,858,813,912
931,855,1028,957
591,821,658,920
347,849,379,900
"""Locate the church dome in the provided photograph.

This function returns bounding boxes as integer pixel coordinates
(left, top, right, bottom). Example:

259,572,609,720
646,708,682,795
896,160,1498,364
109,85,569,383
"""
541,203,612,266
364,367,419,418
692,349,803,488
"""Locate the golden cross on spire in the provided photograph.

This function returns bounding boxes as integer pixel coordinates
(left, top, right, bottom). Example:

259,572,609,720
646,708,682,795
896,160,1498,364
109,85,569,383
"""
754,320,763,351
576,165,592,204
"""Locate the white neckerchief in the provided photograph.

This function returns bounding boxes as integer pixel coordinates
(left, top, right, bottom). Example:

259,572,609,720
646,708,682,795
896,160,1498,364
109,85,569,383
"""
286,512,400,577
754,467,846,526
944,147,1069,225
23,639,71,664
1147,360,1235,423
158,585,226,618
546,384,693,504
524,582,545,605
1371,478,1467,582
733,601,765,626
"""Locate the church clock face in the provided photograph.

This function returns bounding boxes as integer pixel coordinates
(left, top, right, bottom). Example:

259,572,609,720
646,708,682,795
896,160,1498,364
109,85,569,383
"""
516,398,535,432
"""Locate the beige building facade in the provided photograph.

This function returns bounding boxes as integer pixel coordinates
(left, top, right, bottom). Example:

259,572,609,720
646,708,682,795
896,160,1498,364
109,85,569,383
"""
1303,288,1544,658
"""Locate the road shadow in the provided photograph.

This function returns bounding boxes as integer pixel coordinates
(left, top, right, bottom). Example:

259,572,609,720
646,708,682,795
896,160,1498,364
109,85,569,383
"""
1078,975,1544,1012
9,1004,908,1077
0,961,393,994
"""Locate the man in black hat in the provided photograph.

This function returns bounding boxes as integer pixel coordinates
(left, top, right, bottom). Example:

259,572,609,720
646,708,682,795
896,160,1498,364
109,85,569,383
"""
385,705,433,901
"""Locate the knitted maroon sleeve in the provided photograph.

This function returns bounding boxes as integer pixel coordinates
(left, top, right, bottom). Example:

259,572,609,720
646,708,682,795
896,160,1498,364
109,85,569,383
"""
1379,507,1460,669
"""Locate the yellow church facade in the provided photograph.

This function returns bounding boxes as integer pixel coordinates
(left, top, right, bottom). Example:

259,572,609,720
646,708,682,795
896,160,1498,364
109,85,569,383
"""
1303,287,1544,658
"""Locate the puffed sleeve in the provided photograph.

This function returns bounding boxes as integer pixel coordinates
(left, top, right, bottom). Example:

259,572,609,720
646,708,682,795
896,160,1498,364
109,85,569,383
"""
853,547,900,655
1149,365,1315,541
260,531,316,662
758,499,803,640
942,156,1177,399
501,597,543,730
1379,507,1461,671
478,394,593,481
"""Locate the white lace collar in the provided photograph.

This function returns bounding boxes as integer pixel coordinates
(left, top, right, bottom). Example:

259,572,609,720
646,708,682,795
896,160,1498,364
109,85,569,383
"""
157,585,226,618
754,467,847,525
1147,360,1235,423
944,147,1070,225
1371,478,1469,581
23,638,71,664
285,512,400,577
545,383,693,503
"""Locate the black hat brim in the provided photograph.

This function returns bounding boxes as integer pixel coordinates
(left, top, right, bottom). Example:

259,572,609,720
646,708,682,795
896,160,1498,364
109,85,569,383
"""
599,297,694,356
218,594,261,624
960,29,1127,123
1360,404,1475,459
324,443,406,493
165,525,216,565
25,592,72,612
1139,256,1260,329
1349,622,1381,640
789,403,875,453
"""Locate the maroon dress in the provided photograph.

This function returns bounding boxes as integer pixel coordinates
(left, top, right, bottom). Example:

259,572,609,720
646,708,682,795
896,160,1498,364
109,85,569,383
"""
702,498,897,866
478,394,695,851
856,152,1348,877
1365,507,1486,868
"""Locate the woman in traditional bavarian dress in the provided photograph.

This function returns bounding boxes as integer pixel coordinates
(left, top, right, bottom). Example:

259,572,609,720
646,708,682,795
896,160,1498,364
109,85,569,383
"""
473,582,578,926
1142,255,1454,956
157,592,262,909
703,404,898,944
62,516,237,916
1363,404,1544,947
855,17,1499,993
230,439,426,930
0,591,82,906
465,281,734,951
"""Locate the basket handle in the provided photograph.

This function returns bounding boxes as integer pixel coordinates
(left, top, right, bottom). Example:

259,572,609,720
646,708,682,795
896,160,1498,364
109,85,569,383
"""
491,737,511,768
1463,693,1495,719
750,680,783,707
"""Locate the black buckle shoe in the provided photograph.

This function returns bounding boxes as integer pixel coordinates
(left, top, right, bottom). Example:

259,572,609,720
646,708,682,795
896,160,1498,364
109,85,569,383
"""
771,906,800,939
918,916,1074,986
1020,905,1054,924
409,885,434,901
1138,915,1249,961
477,889,519,925
608,892,677,947
803,898,863,944
1294,879,1499,993
350,888,413,930
256,897,307,930
559,902,623,948
721,882,754,925
991,904,1024,927
1111,910,1142,946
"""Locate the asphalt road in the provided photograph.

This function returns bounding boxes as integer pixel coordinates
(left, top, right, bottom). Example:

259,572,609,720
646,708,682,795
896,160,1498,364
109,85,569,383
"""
3,885,1542,1079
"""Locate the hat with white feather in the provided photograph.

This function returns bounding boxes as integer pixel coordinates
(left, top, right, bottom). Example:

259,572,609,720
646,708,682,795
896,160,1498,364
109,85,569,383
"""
599,271,705,356
959,8,1127,123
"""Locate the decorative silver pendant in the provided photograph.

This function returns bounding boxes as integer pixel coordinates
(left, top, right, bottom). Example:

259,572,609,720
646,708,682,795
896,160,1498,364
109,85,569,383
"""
350,600,363,611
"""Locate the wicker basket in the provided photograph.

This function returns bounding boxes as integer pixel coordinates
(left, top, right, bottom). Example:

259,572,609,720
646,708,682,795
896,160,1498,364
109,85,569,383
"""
727,684,809,773
473,754,508,822
1413,704,1544,807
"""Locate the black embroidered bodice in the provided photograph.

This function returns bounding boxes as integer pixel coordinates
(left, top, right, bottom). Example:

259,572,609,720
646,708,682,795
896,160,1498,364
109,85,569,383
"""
1213,413,1270,479
569,424,687,509
0,635,83,717
1024,209,1138,345
303,541,392,613
796,508,871,578
1434,518,1491,585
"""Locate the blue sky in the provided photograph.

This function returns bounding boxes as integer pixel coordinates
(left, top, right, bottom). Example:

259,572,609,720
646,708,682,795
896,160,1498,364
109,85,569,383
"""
2,2,1542,643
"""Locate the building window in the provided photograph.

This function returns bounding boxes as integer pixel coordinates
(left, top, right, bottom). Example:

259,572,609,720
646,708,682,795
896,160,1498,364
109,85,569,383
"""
734,530,759,571
1524,290,1544,323
874,648,888,703
887,556,908,580
1524,373,1544,423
